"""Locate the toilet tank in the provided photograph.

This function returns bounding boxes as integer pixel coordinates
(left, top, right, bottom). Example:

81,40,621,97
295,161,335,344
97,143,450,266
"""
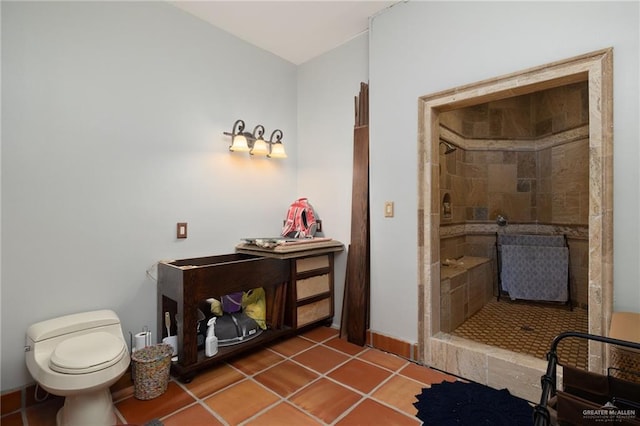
27,310,122,343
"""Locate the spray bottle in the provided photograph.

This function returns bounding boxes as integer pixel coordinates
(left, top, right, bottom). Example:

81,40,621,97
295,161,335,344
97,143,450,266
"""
205,317,218,357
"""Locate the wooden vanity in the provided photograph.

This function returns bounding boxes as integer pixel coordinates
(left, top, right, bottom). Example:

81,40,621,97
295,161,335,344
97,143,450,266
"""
157,240,343,381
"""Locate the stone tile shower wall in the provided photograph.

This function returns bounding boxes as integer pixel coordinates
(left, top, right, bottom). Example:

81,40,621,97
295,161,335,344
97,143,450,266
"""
538,141,590,224
439,82,589,308
441,82,588,139
440,144,588,225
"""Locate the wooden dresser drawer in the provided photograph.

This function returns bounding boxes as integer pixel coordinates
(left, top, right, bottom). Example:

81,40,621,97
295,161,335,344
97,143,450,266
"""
296,274,330,301
297,298,331,327
296,255,330,273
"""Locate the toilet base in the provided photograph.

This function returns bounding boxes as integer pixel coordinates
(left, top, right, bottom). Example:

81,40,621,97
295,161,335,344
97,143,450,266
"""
56,388,116,426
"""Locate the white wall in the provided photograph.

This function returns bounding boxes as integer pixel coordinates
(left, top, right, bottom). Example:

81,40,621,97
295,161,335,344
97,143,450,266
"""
1,1,297,391
3,0,639,394
297,33,369,327
368,1,640,342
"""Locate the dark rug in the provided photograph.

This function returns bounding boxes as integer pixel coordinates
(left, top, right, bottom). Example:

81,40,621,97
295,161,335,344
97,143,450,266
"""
414,381,534,425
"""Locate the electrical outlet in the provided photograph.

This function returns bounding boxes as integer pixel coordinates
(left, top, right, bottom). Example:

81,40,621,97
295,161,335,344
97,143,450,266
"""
177,222,187,239
384,201,394,218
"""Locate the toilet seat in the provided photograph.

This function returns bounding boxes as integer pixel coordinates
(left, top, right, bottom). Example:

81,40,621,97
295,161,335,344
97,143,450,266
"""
50,332,127,374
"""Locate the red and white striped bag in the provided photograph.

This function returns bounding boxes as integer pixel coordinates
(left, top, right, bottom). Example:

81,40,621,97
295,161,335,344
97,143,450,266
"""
281,198,318,238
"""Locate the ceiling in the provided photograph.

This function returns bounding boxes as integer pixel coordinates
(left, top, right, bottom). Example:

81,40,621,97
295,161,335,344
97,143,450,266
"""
170,1,399,65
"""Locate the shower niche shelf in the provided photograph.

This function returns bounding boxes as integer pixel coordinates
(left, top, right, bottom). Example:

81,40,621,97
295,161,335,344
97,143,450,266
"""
442,193,452,219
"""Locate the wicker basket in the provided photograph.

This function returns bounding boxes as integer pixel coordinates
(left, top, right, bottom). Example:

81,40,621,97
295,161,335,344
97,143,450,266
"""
131,344,173,400
610,345,640,384
608,312,640,384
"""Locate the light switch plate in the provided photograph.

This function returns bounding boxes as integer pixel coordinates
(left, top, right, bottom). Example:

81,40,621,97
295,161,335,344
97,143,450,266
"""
177,222,187,239
384,201,394,218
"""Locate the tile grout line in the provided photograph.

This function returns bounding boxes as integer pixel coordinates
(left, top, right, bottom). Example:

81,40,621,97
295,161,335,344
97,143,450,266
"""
332,355,431,423
287,341,373,425
235,336,375,425
287,339,429,424
168,377,231,425
363,369,430,423
270,337,438,424
121,330,432,425
181,337,334,425
24,330,445,426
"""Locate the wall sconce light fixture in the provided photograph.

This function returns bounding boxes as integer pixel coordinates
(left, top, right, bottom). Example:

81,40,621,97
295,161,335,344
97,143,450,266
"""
224,119,287,158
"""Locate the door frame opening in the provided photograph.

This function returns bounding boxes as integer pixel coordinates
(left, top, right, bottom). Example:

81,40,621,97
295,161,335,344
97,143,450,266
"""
417,48,613,399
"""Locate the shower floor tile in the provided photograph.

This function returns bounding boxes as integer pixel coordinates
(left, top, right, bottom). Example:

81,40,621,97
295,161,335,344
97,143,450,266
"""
451,299,588,369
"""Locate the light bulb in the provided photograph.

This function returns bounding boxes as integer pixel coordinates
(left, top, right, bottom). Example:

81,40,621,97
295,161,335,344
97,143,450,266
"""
230,134,250,152
251,139,269,156
268,142,287,159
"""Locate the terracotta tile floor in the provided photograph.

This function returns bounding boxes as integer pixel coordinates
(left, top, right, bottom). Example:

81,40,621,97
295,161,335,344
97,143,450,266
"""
14,327,460,426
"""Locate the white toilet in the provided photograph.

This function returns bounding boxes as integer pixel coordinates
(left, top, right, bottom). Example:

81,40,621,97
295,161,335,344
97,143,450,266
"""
25,309,130,426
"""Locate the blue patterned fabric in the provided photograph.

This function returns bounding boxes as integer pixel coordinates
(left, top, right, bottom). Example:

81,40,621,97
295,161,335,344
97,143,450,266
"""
498,234,566,247
498,234,569,302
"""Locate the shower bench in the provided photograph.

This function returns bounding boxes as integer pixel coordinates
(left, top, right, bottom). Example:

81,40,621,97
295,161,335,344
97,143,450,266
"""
440,256,493,332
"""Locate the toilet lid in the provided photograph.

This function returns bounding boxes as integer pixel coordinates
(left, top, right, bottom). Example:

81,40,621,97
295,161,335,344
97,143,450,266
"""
50,332,126,374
